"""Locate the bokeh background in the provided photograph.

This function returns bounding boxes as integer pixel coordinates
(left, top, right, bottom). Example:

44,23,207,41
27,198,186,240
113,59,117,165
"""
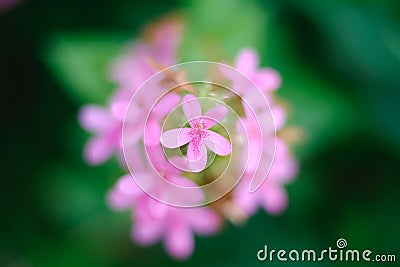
1,0,400,266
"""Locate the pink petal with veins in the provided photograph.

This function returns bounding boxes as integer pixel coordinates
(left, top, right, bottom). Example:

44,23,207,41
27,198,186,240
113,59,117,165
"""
187,141,207,172
161,128,192,148
204,130,231,156
182,94,202,127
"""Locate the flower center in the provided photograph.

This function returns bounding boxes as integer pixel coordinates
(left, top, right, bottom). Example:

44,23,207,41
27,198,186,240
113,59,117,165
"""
189,122,208,140
196,121,205,129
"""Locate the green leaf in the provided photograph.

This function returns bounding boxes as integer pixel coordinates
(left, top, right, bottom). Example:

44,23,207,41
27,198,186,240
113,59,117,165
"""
43,33,127,104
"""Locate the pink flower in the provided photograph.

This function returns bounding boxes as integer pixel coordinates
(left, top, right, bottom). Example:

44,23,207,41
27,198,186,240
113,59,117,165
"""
111,18,182,94
79,91,180,164
232,100,297,216
79,104,123,165
232,138,297,215
222,48,281,94
78,89,138,165
237,103,286,172
108,146,220,260
235,48,281,92
161,94,232,172
79,18,183,164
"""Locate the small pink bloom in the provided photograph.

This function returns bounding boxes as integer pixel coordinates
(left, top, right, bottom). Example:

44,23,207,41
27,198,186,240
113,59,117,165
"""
80,19,183,165
111,18,182,94
79,104,122,165
161,94,232,172
107,145,220,260
222,48,281,94
237,103,284,172
235,48,281,92
232,138,297,216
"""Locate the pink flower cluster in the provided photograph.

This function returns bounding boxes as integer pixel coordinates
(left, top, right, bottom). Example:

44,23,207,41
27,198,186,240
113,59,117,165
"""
79,18,297,260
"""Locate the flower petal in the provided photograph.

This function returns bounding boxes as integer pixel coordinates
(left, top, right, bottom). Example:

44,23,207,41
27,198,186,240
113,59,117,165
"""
260,184,288,215
167,175,205,205
187,140,207,172
271,106,286,131
165,213,194,260
110,99,129,122
121,122,142,147
132,221,162,246
144,118,162,146
161,128,192,148
245,139,262,173
187,208,221,235
204,130,231,156
203,105,228,129
152,92,181,117
232,178,258,215
79,105,114,133
132,197,164,245
107,175,141,210
182,94,202,127
254,68,281,91
235,48,259,76
84,136,116,165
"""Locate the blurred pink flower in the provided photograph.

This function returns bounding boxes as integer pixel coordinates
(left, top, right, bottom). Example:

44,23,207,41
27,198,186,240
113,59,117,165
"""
232,138,297,215
111,18,182,94
161,94,231,172
223,48,281,94
233,101,297,216
108,146,220,260
79,19,183,164
235,48,281,92
237,103,286,172
79,104,123,165
79,91,180,164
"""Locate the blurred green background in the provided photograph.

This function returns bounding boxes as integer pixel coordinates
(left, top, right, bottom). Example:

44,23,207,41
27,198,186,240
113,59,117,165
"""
1,0,399,266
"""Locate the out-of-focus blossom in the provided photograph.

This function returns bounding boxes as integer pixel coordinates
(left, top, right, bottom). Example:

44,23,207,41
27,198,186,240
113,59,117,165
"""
161,94,231,172
79,18,183,164
227,48,296,216
108,146,220,260
232,138,297,215
111,17,183,94
234,48,281,92
223,48,281,94
79,104,123,165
